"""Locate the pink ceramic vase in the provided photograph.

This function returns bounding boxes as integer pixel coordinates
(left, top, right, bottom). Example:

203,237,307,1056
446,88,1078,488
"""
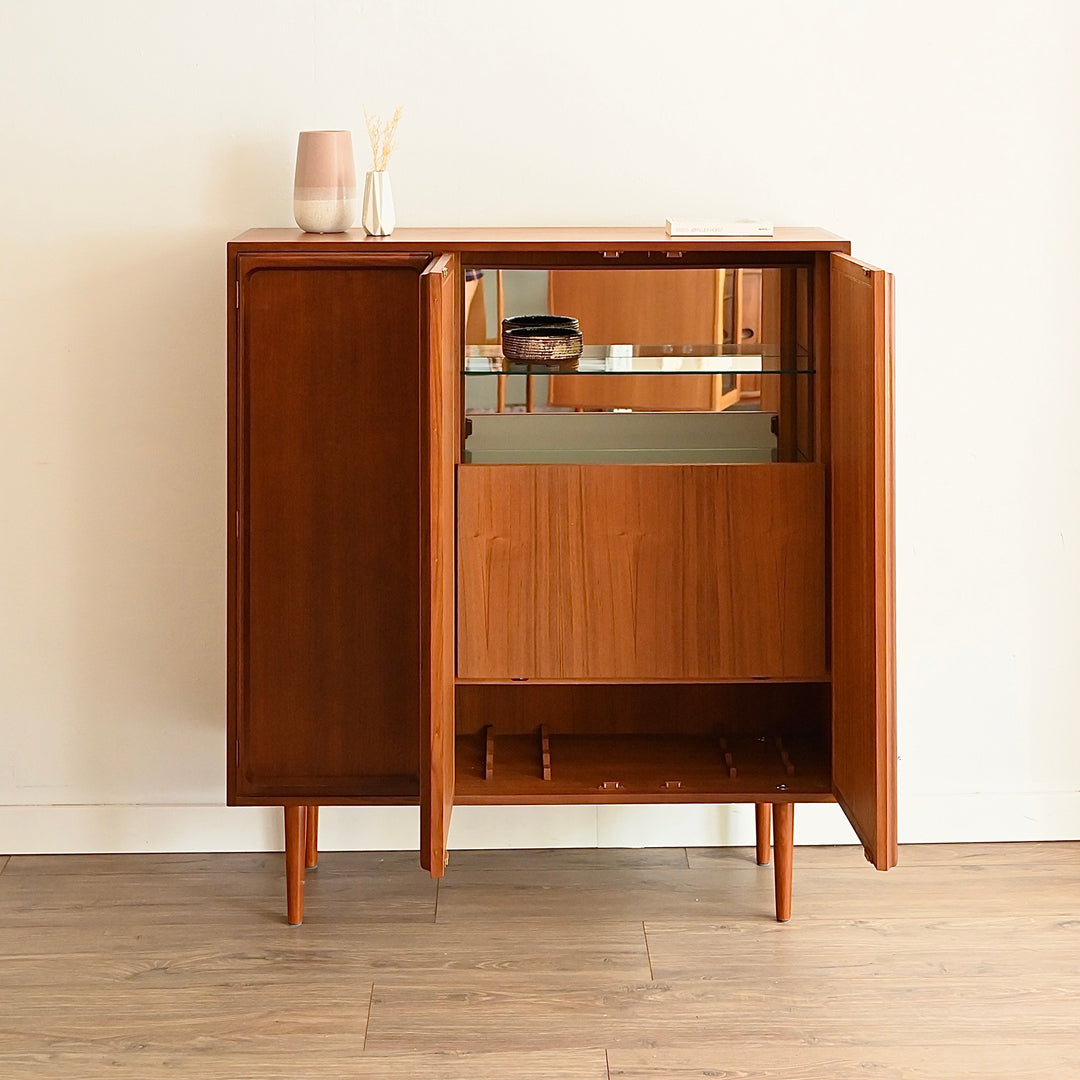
293,130,357,233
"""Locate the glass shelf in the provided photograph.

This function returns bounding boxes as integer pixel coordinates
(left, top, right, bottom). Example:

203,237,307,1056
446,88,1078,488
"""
464,343,812,376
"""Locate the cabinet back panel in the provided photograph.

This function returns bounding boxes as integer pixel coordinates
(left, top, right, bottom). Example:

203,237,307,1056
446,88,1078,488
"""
236,263,422,795
456,682,829,737
457,463,826,680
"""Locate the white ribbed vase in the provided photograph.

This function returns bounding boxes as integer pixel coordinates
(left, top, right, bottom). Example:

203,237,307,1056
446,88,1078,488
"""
361,170,395,236
293,130,357,233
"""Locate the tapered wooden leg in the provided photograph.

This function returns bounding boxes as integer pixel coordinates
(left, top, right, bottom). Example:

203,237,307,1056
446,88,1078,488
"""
305,805,319,870
284,805,305,926
755,803,772,865
772,801,793,923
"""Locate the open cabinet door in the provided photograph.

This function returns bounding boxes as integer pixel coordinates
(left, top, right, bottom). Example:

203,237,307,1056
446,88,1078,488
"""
830,253,897,870
419,254,459,875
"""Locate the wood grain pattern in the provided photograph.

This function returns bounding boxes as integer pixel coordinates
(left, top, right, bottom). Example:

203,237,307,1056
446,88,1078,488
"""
434,864,786,927
762,282,783,424
772,801,793,921
231,254,430,802
0,851,438,930
547,372,731,413
457,464,826,679
3,845,1078,1078
687,840,1080,869
546,269,729,412
755,803,771,865
419,254,459,878
549,269,720,344
0,1047,607,1080
364,973,1080,1053
445,847,691,872
829,254,897,869
777,266,799,460
453,732,832,804
305,805,319,869
230,226,852,253
643,911,1080,981
811,252,832,465
455,682,830,736
607,1046,1080,1079
284,804,304,924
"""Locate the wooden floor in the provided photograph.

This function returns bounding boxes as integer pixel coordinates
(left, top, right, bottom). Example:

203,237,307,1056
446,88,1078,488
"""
1,842,1078,1078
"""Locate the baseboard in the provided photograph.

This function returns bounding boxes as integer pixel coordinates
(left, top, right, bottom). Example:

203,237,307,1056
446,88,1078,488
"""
1,793,1078,855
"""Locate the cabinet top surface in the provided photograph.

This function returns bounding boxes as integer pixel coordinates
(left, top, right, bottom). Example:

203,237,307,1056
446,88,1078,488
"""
229,226,850,254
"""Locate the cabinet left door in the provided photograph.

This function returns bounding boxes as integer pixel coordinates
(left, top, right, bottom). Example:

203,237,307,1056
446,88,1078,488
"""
228,253,434,804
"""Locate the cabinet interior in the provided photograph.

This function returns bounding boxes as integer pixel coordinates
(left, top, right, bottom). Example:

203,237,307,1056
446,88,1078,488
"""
454,683,831,803
455,257,828,805
462,264,813,465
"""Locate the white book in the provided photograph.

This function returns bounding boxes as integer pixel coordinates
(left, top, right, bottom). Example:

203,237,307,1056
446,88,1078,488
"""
665,218,774,237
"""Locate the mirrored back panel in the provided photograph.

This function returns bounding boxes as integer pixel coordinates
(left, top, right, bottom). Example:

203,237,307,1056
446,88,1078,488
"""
462,266,813,464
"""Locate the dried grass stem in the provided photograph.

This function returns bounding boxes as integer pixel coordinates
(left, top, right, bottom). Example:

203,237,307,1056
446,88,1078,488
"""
364,106,403,172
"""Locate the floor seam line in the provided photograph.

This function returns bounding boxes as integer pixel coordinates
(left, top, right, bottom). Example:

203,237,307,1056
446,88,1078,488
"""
362,981,375,1051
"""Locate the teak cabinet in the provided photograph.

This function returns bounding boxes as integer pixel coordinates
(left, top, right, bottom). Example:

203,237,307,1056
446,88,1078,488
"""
227,227,896,925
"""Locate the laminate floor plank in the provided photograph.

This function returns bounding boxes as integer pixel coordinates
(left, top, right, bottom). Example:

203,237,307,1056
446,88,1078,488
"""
352,1047,609,1079
1,982,375,1058
889,839,1080,866
449,846,690,872
0,855,10,874
607,1044,1080,1079
363,972,1080,1052
0,1048,609,1080
688,840,1080,869
1,920,650,989
644,914,1080,980
1,849,424,877
3,852,290,876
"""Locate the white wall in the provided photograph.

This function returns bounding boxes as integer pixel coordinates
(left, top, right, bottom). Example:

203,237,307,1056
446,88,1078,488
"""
2,0,1079,854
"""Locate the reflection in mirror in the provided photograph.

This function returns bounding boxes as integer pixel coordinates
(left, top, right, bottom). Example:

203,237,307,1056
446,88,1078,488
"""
462,267,810,464
465,268,773,349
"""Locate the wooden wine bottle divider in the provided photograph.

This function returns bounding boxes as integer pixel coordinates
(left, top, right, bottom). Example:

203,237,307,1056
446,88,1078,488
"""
473,729,813,788
718,735,738,779
483,725,495,781
467,727,819,793
775,736,796,777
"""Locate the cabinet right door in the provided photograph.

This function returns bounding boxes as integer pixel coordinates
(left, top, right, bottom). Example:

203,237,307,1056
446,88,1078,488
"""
418,254,458,878
829,253,897,870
